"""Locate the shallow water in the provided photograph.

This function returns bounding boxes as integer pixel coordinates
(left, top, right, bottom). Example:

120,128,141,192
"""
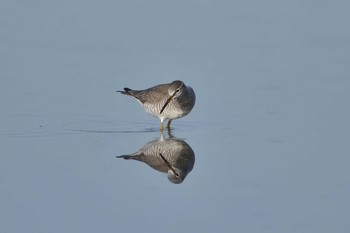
1,1,350,232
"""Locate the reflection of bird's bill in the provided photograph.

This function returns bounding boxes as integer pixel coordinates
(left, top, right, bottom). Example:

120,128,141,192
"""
159,153,179,177
160,93,176,114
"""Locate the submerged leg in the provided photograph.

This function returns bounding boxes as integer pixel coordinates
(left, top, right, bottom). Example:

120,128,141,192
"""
166,119,172,129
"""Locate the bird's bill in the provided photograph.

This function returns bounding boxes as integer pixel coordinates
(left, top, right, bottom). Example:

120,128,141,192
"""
159,153,179,177
160,93,175,114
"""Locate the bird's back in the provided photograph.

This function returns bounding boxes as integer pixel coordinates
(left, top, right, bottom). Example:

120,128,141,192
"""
120,84,169,104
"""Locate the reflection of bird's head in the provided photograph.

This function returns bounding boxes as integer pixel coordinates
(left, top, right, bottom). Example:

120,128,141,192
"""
168,168,184,184
159,152,184,184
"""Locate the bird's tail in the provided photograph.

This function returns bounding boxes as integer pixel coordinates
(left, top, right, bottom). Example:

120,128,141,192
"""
116,155,132,159
117,88,133,96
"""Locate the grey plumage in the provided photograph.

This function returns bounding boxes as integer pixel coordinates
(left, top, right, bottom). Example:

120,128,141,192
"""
118,80,196,130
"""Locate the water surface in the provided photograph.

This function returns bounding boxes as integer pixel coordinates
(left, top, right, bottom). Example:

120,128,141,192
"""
1,1,350,232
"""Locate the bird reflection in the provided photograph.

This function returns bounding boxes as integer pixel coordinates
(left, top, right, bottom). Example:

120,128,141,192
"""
116,132,195,184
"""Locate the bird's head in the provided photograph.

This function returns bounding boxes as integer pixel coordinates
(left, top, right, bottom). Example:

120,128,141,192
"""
160,80,185,114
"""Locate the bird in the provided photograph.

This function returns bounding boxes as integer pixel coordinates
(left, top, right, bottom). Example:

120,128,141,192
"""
117,80,195,130
116,134,195,184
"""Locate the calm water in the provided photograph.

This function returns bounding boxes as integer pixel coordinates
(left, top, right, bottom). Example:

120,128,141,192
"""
1,1,350,232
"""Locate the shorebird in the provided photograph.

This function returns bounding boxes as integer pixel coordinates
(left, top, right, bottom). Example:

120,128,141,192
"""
118,80,195,130
116,135,195,184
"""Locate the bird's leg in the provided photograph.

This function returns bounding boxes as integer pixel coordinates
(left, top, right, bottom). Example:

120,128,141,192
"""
160,121,164,131
166,119,172,129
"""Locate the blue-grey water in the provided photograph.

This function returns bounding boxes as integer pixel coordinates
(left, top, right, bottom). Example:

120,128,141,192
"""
1,1,350,232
